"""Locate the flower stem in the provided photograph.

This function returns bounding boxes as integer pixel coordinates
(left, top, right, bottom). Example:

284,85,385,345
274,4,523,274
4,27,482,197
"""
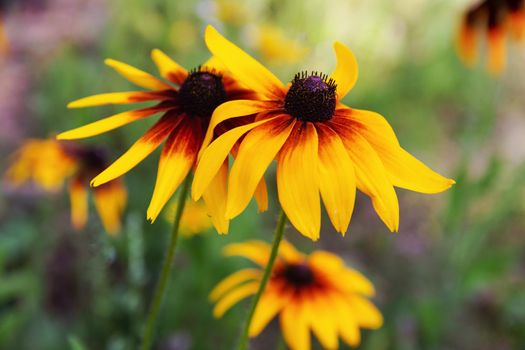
140,176,191,350
238,210,287,350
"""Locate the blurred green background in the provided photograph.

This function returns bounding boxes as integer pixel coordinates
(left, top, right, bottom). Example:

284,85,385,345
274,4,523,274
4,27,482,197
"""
1,0,525,349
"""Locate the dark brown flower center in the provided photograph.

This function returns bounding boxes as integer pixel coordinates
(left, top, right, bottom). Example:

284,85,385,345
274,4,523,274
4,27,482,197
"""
281,263,315,287
178,69,227,119
284,72,337,122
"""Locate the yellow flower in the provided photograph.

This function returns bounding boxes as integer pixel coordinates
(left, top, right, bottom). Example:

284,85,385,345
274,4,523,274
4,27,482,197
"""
5,139,127,234
193,26,455,240
210,240,383,350
457,0,525,75
256,24,309,64
58,50,267,233
164,200,212,237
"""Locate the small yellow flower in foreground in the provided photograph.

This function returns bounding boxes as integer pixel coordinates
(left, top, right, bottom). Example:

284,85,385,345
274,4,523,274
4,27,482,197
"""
210,240,383,350
256,25,309,64
457,0,525,74
193,26,455,241
164,200,212,237
58,49,267,233
5,139,127,234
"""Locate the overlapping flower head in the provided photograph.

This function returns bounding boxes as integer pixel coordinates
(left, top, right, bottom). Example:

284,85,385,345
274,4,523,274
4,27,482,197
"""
193,26,455,241
5,139,127,234
58,50,268,233
458,0,525,74
210,240,383,350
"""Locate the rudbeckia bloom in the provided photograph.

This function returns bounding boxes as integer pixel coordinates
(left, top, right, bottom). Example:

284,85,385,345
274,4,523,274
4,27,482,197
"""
193,26,455,240
5,139,127,234
457,0,525,74
210,240,383,350
58,50,266,233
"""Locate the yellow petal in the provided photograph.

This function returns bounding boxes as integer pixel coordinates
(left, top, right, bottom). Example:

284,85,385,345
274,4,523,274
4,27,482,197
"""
209,268,261,302
308,293,339,350
212,282,259,318
203,55,228,72
340,109,455,193
151,49,188,85
200,99,270,158
331,293,361,347
227,116,295,219
93,180,127,234
456,19,478,67
249,289,289,337
330,42,359,100
487,28,506,75
146,119,198,222
204,25,285,99
192,116,276,201
316,124,356,235
276,122,320,241
278,240,305,263
67,91,170,108
105,58,172,90
202,160,230,234
333,121,399,231
91,113,182,187
254,177,268,213
223,241,271,266
69,179,88,231
348,296,383,329
58,105,170,140
280,301,311,350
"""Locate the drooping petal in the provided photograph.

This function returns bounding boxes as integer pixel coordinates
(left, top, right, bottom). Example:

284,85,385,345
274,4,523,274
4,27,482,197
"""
227,116,296,219
212,282,259,318
254,177,268,213
223,241,271,266
249,288,289,337
69,178,88,231
146,117,200,222
67,91,173,108
205,25,285,99
202,160,229,234
336,109,455,194
331,121,399,231
93,180,127,234
456,19,478,67
330,41,359,100
151,49,188,85
57,105,172,140
280,299,311,350
347,296,384,329
200,99,272,156
330,293,361,347
105,58,172,90
192,115,278,201
91,112,182,187
316,124,356,235
209,268,262,302
487,27,506,75
308,292,339,350
276,122,320,240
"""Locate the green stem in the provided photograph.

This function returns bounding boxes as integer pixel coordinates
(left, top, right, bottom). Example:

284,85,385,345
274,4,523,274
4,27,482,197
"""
238,210,287,350
140,176,191,350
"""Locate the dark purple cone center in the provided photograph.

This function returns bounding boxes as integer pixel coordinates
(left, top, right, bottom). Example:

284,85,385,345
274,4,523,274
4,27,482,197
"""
178,70,227,119
282,263,315,287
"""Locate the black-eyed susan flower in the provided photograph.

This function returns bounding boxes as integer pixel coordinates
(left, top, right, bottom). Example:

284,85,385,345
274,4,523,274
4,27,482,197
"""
255,24,309,64
210,240,383,350
193,26,455,241
457,0,525,74
5,139,127,234
58,50,267,233
163,200,212,237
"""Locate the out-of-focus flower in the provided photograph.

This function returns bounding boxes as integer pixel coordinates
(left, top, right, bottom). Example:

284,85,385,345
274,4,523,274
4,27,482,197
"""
210,240,383,350
5,139,127,234
164,200,212,237
0,16,8,57
169,20,198,52
215,0,249,26
254,24,309,64
193,26,455,240
58,49,266,233
457,0,525,74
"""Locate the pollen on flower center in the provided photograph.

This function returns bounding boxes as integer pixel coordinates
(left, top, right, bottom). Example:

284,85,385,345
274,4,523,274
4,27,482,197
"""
284,72,337,122
281,263,315,287
178,69,227,119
